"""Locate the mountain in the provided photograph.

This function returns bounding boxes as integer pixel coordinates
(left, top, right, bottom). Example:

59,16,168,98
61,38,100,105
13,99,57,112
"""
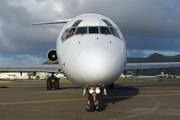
127,53,180,63
127,53,180,75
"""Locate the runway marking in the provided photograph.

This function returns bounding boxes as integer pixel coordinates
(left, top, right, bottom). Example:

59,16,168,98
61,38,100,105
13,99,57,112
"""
103,93,180,99
126,97,160,118
0,98,87,105
0,81,11,83
0,93,180,106
128,108,180,116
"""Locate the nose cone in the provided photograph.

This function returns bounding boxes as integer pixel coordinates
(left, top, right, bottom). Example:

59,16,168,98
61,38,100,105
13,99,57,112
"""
76,47,117,85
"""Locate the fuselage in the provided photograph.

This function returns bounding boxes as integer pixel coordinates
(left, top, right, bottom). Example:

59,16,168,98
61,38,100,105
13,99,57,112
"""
56,14,126,87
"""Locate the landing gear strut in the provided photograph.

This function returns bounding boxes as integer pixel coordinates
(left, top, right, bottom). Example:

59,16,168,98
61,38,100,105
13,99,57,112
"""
85,86,106,112
46,73,59,90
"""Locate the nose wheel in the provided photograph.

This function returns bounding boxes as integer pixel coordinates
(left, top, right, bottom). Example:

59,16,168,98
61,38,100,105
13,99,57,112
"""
85,86,106,112
86,95,94,112
86,94,103,112
96,97,103,111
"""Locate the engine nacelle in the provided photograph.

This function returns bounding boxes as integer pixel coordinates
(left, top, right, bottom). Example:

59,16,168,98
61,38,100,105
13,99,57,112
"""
46,49,59,64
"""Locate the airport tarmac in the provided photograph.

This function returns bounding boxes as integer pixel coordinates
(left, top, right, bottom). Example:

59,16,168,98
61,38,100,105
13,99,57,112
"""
0,80,180,120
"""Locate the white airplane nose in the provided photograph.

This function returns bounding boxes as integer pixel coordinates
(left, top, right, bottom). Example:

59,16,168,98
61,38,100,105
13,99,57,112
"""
76,47,117,85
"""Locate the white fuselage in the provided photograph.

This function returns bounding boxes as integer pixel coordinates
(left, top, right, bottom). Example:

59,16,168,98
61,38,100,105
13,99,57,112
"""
56,14,126,87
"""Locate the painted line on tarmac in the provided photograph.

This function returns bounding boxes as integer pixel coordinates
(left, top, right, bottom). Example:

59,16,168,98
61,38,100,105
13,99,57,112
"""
0,81,11,83
0,98,87,105
128,108,180,116
0,93,180,106
103,93,180,99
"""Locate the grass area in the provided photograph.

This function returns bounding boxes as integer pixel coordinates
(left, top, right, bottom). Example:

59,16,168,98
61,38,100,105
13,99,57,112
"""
21,79,46,82
20,79,72,83
57,80,72,84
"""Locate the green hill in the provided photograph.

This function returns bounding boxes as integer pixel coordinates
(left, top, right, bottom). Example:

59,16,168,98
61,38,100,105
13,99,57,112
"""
127,53,180,63
127,53,180,75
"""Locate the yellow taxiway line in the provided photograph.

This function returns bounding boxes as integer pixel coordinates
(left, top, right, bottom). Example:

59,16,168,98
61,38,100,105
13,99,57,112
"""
0,81,11,83
0,98,87,105
0,93,180,106
103,93,180,99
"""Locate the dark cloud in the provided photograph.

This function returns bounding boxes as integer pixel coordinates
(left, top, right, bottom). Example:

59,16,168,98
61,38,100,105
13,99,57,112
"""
0,0,180,65
125,36,180,51
0,1,59,54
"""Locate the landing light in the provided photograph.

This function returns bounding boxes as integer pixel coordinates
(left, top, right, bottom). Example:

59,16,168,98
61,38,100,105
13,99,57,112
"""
95,87,100,94
88,87,101,94
89,87,94,94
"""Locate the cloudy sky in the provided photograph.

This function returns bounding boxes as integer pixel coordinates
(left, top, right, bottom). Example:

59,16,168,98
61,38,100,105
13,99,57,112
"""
0,0,180,65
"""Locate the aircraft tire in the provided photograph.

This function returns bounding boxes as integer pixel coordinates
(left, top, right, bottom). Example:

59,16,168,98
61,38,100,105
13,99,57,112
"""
47,78,52,90
54,79,59,90
97,97,103,111
86,95,94,112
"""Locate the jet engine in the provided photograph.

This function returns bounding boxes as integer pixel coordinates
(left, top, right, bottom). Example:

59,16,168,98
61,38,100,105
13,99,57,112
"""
46,49,59,64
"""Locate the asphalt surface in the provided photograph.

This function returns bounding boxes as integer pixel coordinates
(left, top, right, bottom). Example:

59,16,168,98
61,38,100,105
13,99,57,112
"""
0,80,180,120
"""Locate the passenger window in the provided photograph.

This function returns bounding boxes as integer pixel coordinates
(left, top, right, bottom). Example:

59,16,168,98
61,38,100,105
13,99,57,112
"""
100,27,111,34
89,27,99,34
110,27,120,38
76,27,87,34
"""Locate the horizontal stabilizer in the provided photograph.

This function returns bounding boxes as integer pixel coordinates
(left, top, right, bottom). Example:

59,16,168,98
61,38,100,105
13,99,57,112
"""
32,19,71,25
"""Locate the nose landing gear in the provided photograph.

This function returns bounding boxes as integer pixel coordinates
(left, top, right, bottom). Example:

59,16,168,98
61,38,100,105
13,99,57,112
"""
85,86,106,112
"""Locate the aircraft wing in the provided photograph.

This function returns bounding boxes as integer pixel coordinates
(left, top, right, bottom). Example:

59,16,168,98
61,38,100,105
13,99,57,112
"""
32,19,71,25
125,62,180,70
0,65,60,73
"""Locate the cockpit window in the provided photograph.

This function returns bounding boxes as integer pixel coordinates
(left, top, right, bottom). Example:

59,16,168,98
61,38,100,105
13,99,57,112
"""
69,28,76,36
61,29,69,42
102,20,112,26
75,27,87,34
61,28,76,42
72,20,82,27
61,26,123,43
89,27,99,34
100,27,111,34
110,27,120,38
116,29,123,40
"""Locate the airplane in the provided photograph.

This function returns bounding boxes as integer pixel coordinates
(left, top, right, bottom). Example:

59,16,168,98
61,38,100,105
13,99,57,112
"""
1,13,180,112
0,74,15,80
